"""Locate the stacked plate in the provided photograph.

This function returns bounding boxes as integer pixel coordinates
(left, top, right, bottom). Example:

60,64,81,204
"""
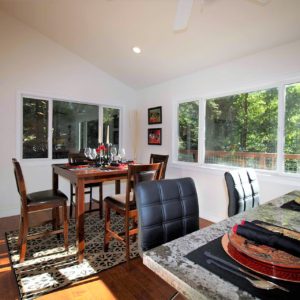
222,224,300,282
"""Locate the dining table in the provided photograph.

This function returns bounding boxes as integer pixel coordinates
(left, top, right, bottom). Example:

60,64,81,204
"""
143,190,300,299
52,163,128,263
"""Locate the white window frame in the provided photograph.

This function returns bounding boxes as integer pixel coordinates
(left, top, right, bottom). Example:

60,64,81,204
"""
17,92,123,164
172,78,300,178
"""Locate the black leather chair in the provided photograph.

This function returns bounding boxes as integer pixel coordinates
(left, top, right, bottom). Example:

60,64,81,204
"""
225,168,260,217
135,177,199,252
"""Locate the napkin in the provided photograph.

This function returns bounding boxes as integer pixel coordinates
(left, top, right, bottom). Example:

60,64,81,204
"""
281,200,300,212
233,221,300,257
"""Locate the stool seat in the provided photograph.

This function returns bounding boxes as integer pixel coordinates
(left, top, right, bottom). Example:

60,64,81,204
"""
104,192,135,210
27,190,68,207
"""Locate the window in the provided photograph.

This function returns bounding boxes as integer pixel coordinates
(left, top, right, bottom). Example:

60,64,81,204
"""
178,101,199,162
102,107,120,149
52,101,99,159
205,88,278,169
21,96,120,160
175,83,300,175
284,82,300,174
23,97,48,159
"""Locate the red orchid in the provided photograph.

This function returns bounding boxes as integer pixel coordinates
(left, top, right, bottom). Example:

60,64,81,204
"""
96,144,106,153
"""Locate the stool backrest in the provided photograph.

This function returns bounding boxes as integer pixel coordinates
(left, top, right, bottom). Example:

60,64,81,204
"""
149,154,169,179
12,158,27,207
126,163,162,209
68,152,89,165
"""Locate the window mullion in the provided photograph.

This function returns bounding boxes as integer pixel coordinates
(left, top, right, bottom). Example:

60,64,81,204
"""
99,105,103,144
17,94,23,160
199,99,206,165
277,85,285,173
172,102,179,162
48,99,53,160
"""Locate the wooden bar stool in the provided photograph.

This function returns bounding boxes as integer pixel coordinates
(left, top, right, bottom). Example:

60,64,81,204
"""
68,152,103,219
103,163,162,265
149,154,169,179
12,158,68,263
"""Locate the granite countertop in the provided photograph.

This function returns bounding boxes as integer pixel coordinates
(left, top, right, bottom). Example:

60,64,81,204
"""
143,190,300,300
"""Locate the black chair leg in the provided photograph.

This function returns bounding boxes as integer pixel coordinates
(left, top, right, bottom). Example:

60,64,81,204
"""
89,187,93,210
169,291,179,300
99,183,103,219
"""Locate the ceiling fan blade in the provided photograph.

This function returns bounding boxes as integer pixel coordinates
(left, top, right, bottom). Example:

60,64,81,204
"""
173,0,194,32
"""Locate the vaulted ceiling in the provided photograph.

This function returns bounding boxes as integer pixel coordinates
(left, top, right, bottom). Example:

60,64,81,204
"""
1,0,300,89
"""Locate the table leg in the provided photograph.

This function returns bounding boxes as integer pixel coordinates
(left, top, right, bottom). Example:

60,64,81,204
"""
76,179,85,263
115,180,121,194
52,169,60,238
52,207,61,239
99,183,103,219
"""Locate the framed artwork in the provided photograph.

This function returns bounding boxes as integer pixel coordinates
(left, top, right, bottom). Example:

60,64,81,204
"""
148,106,162,124
148,128,162,145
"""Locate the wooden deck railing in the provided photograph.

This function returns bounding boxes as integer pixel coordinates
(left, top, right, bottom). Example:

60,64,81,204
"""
178,149,300,171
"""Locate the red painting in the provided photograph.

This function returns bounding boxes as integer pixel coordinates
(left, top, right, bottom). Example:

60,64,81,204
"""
148,128,162,145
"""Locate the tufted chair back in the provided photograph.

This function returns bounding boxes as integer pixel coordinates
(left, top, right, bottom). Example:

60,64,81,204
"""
135,177,199,252
225,168,260,217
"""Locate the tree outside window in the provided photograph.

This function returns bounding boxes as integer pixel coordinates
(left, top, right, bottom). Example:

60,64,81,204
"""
178,101,199,162
205,88,278,169
285,82,300,174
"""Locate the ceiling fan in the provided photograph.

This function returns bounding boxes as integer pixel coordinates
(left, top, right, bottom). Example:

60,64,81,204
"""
173,0,271,32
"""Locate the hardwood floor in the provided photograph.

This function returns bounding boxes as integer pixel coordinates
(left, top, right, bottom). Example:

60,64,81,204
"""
0,209,213,300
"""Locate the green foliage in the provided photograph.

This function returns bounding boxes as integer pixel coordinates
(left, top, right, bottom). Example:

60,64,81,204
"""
285,83,300,154
178,101,199,152
103,107,118,125
205,88,278,153
23,98,48,158
284,83,300,172
177,85,300,171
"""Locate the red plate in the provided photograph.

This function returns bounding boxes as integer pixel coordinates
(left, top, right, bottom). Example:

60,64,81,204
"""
228,231,300,269
222,234,300,282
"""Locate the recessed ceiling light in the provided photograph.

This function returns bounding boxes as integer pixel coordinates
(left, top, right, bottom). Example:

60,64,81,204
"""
132,46,141,54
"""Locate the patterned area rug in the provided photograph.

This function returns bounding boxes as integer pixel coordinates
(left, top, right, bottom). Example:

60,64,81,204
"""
5,212,138,300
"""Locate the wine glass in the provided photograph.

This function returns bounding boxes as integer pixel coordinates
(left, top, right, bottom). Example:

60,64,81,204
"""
110,146,117,161
119,148,126,162
90,148,97,160
84,147,91,158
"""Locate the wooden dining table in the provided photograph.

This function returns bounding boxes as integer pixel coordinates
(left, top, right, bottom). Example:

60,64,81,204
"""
52,164,128,263
143,190,300,299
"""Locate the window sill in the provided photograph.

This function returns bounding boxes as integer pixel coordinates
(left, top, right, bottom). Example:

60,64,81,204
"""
169,161,300,186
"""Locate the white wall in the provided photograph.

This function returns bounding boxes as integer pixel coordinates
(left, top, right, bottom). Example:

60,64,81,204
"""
137,40,300,223
0,11,138,217
1,9,300,222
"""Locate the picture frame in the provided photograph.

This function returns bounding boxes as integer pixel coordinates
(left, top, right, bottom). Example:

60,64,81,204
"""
148,106,162,124
148,128,162,145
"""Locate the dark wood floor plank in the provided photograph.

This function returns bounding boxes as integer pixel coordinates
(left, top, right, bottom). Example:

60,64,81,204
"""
0,208,213,300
